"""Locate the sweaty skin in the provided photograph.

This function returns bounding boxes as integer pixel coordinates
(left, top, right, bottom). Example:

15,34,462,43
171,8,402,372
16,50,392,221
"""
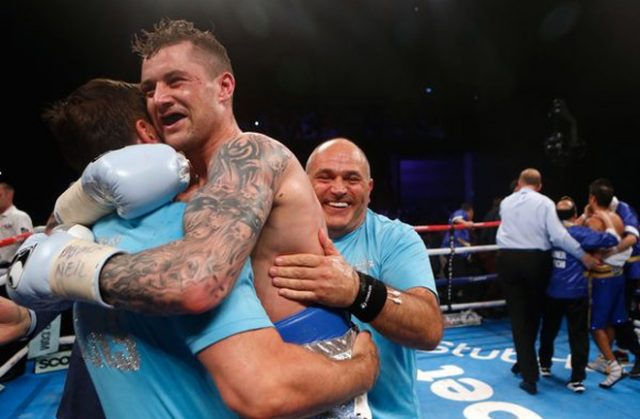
101,132,326,320
585,210,624,235
245,135,328,321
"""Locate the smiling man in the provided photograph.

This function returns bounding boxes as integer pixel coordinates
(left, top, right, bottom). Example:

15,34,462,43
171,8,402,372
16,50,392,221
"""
270,138,443,418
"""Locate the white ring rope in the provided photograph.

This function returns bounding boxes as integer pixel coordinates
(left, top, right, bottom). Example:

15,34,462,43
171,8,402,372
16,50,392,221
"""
416,222,504,316
440,299,506,311
0,336,75,379
427,244,499,256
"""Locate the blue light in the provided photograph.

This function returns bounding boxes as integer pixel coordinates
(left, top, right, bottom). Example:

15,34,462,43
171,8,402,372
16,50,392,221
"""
254,120,260,127
425,87,433,94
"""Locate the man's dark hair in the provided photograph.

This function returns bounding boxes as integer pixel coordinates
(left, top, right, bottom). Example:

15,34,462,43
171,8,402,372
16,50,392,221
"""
131,18,233,76
42,78,148,173
556,196,577,220
588,178,614,208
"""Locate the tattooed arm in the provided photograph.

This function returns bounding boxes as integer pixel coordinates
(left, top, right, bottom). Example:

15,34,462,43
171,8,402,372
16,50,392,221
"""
99,134,291,314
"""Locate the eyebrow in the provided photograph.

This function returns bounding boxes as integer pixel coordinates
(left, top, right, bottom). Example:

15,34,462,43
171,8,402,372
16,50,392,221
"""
140,70,188,92
314,169,362,178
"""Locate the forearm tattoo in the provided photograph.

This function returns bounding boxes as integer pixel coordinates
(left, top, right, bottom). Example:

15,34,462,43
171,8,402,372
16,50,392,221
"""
100,133,291,313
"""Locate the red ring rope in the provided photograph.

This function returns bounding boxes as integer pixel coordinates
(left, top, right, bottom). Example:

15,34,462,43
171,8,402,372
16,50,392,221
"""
0,232,32,248
413,220,500,233
1,221,497,246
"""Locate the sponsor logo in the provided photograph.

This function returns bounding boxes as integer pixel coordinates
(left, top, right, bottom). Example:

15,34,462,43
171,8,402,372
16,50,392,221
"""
418,364,542,418
418,340,574,418
35,350,72,374
28,315,61,359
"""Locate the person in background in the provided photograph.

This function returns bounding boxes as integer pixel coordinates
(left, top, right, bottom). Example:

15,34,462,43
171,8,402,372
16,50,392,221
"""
442,202,475,249
582,179,632,388
496,168,598,395
0,182,34,384
583,179,640,379
538,196,619,393
0,183,33,272
440,202,480,302
441,202,475,273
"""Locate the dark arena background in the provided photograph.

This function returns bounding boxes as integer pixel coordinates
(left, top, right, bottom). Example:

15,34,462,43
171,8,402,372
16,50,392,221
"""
4,0,640,225
2,2,640,417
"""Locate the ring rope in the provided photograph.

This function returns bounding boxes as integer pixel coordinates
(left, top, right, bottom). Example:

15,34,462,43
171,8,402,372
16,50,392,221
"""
0,336,75,380
0,232,31,249
428,244,498,256
416,220,503,317
414,220,500,233
0,345,28,379
440,299,506,311
446,222,455,311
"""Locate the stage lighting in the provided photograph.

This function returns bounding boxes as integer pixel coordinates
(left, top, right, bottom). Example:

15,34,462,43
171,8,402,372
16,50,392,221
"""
544,98,585,166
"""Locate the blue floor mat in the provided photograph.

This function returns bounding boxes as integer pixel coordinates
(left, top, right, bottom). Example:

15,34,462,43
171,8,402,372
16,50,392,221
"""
417,318,640,418
1,318,639,418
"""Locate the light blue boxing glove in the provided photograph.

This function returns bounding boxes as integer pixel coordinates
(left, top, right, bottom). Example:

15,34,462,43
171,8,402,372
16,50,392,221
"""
6,225,123,310
54,143,190,225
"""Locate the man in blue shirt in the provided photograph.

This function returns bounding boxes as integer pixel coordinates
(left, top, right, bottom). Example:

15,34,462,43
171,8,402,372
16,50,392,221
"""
496,168,598,394
441,203,475,250
610,194,640,377
538,196,619,393
270,138,443,418
441,203,476,280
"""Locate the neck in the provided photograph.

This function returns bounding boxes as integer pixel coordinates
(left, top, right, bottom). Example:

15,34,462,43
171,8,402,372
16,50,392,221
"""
187,120,242,180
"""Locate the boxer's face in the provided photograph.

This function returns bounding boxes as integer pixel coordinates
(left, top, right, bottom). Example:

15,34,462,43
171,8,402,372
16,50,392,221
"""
308,143,373,239
140,41,228,155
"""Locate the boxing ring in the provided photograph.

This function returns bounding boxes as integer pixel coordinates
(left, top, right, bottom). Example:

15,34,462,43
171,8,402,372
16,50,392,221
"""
417,220,505,327
1,224,639,418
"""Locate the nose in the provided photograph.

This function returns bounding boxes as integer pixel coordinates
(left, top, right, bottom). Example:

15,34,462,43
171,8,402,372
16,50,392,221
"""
151,83,173,110
329,178,347,195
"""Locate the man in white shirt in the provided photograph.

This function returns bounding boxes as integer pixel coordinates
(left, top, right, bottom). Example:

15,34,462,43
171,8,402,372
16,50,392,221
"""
497,168,598,394
0,182,33,271
0,182,33,383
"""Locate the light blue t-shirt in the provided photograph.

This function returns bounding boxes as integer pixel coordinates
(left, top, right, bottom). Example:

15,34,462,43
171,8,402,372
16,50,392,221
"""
74,202,272,418
333,209,437,419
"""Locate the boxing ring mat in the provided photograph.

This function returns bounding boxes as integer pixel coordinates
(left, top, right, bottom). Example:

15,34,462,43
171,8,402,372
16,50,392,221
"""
2,225,640,418
415,220,639,418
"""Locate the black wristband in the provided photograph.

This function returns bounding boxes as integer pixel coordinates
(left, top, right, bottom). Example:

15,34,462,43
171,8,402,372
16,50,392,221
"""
348,271,387,323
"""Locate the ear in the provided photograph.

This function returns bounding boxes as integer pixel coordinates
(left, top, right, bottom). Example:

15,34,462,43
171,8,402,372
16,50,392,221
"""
368,178,374,193
218,71,235,102
135,119,160,144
